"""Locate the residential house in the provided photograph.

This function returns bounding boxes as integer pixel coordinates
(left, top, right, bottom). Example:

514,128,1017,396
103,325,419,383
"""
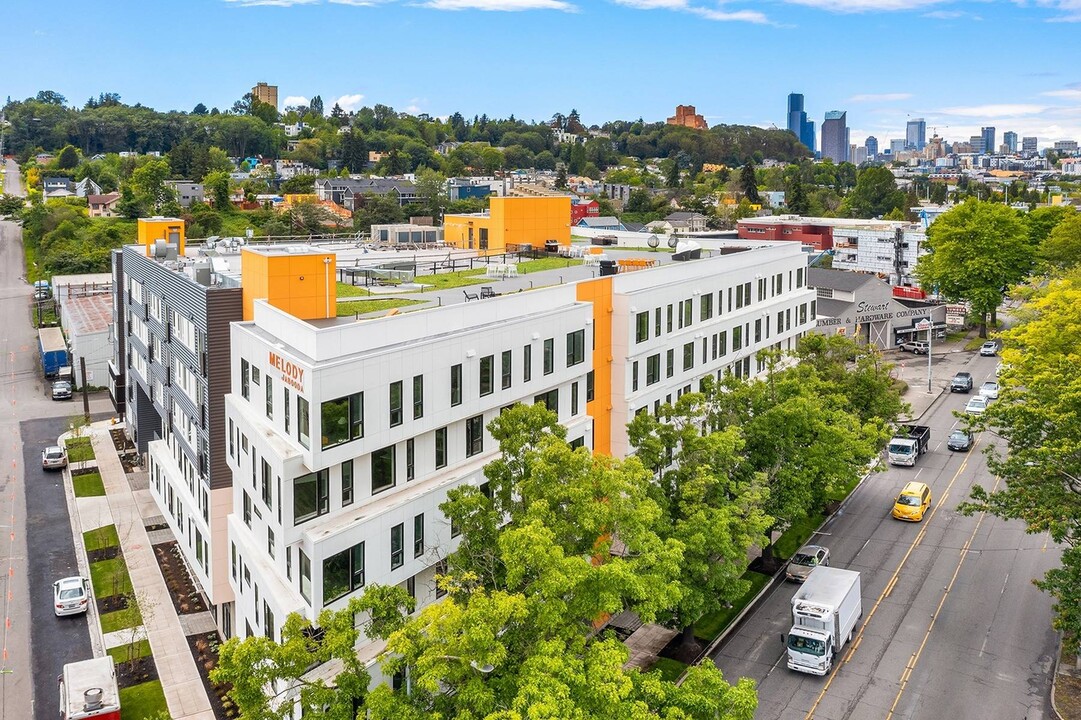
645,212,708,235
166,181,206,208
75,178,102,198
314,178,418,210
42,177,75,199
570,198,600,225
577,216,626,231
87,193,121,218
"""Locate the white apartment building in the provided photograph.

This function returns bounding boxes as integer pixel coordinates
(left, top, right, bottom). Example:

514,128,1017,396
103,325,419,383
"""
222,241,816,645
830,222,927,287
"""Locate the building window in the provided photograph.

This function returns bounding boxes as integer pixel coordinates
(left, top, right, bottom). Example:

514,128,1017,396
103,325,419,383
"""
501,350,512,390
406,439,415,481
466,415,484,457
390,381,403,427
683,298,693,327
632,361,639,392
655,307,662,336
323,542,364,605
321,393,364,449
586,370,595,402
635,312,649,343
261,459,273,508
480,355,494,397
644,354,660,386
667,305,673,333
543,338,554,375
733,325,743,351
683,342,694,371
667,348,674,378
265,376,273,420
231,542,237,580
267,527,275,559
298,396,310,449
701,293,713,321
755,319,762,343
390,523,404,570
342,459,354,506
414,513,425,558
294,469,329,525
810,300,816,320
413,375,424,419
799,303,807,325
566,329,585,367
571,381,579,415
797,268,804,288
372,445,396,494
718,330,728,356
534,389,558,413
299,549,311,604
435,427,448,469
435,559,448,598
243,492,252,528
251,366,261,385
241,359,250,400
523,344,532,383
284,388,291,434
451,364,462,406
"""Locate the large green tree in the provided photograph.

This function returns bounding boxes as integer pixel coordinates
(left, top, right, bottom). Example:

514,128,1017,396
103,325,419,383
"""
914,199,1032,337
841,165,905,218
739,162,760,203
1039,211,1081,273
962,267,1081,640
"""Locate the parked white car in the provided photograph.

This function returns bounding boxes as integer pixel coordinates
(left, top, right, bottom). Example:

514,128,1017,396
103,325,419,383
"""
53,576,90,616
966,396,988,415
979,381,999,400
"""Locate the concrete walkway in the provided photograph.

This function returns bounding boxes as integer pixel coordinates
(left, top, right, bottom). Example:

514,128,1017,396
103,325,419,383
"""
69,423,215,720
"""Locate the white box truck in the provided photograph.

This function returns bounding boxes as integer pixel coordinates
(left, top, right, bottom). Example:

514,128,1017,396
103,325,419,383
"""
59,657,121,720
785,567,862,676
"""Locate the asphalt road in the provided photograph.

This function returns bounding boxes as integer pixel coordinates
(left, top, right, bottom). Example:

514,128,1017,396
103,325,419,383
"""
711,351,1059,720
22,417,92,720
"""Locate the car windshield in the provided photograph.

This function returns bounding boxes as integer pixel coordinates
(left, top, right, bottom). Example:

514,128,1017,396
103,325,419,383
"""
792,553,818,567
45,450,64,459
788,635,826,656
949,431,968,442
983,383,996,390
897,494,921,506
888,442,913,454
969,398,986,406
58,587,83,600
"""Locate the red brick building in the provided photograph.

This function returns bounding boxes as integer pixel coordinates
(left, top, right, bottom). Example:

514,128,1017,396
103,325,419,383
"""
666,105,708,131
737,216,835,251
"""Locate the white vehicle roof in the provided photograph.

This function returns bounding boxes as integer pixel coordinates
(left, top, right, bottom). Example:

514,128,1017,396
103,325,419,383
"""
792,566,860,608
62,657,119,717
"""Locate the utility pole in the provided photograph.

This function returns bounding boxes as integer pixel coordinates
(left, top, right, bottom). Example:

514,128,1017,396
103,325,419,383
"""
80,357,90,421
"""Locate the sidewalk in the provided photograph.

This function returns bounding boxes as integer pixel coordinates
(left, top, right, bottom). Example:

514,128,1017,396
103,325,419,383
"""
70,422,215,720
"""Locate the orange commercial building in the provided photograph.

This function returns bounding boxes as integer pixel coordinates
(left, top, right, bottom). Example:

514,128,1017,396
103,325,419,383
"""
443,196,571,254
666,105,708,131
241,246,337,321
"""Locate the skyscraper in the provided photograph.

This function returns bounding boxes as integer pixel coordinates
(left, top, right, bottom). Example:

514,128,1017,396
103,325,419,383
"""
865,136,879,158
981,127,996,155
906,118,926,150
1004,131,1018,154
821,111,848,164
252,82,278,111
1022,136,1038,156
970,135,985,154
786,93,816,154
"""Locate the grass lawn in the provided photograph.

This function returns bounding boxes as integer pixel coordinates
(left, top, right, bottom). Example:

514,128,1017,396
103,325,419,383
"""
335,281,372,298
118,679,168,720
65,436,95,463
100,603,143,633
337,299,423,317
410,269,487,291
694,571,773,642
108,639,151,664
774,513,827,561
89,557,133,598
515,258,584,274
646,657,688,682
72,472,105,497
83,525,119,552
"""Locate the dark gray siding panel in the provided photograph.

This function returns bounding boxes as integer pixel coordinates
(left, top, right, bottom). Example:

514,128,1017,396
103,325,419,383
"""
206,289,243,490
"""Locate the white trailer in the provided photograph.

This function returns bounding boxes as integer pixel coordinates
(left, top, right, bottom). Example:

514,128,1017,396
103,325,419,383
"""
785,567,862,676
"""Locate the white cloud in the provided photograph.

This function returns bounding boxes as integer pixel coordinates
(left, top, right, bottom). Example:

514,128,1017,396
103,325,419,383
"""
333,93,366,112
690,6,771,21
613,0,688,8
847,92,913,102
421,0,576,10
1028,0,1081,21
282,95,310,107
779,0,944,11
329,0,388,5
923,9,962,17
938,103,1047,117
1042,88,1081,99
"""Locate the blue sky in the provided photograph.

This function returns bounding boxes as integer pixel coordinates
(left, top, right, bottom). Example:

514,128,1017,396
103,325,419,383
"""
6,0,1081,149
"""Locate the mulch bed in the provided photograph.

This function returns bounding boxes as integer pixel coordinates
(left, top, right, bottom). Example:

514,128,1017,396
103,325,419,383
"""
658,632,706,664
152,541,209,615
120,454,142,473
115,656,159,690
110,428,135,453
70,467,99,477
98,594,130,614
187,632,239,719
87,546,120,563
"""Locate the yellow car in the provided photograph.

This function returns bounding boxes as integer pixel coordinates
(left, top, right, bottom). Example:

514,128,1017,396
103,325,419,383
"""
892,481,931,522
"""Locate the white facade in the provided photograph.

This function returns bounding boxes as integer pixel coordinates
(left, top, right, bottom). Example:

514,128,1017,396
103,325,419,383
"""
225,290,594,642
831,223,927,286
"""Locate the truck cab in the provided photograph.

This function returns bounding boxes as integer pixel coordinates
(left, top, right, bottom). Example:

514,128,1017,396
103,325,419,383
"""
787,626,833,675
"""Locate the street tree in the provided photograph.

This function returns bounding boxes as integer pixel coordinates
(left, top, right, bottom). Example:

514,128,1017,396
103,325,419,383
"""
961,267,1081,640
203,170,231,210
1038,211,1081,273
786,175,809,215
739,162,759,203
841,165,905,218
914,199,1032,336
413,167,448,220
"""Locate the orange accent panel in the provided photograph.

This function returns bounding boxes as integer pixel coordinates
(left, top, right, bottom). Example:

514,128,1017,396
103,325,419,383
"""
576,277,613,456
136,217,186,256
242,250,337,321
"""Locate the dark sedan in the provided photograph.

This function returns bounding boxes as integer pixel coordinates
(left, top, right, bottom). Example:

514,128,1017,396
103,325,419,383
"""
947,429,973,451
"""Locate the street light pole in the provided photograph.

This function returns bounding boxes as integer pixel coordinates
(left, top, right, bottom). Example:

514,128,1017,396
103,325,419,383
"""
916,319,932,392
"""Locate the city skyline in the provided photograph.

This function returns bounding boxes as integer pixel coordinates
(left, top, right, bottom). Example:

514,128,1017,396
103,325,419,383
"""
3,0,1081,150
